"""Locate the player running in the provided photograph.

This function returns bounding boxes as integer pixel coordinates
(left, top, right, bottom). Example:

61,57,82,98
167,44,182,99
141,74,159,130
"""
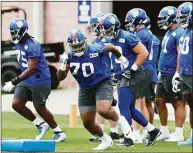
102,13,161,147
3,18,66,142
87,13,120,142
174,2,192,146
57,29,132,151
156,6,186,142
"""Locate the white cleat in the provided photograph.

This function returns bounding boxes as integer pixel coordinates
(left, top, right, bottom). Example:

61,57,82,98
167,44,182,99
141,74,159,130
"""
93,134,113,151
156,133,170,141
165,132,184,142
35,122,50,140
52,131,67,142
129,131,142,144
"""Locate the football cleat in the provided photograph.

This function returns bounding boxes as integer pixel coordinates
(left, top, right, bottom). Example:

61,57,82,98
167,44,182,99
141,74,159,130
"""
165,132,184,142
145,128,161,146
35,122,49,140
177,137,192,146
89,135,100,142
93,134,113,150
116,137,135,147
110,132,120,142
52,131,66,142
156,133,170,141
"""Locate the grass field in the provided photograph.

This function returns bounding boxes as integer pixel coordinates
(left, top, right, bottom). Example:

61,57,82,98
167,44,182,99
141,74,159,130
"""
2,112,192,152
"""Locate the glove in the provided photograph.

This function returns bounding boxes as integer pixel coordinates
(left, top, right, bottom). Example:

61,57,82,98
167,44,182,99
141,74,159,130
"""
3,81,15,92
123,63,138,79
60,53,68,71
111,76,118,84
172,71,180,85
118,55,129,70
172,79,181,93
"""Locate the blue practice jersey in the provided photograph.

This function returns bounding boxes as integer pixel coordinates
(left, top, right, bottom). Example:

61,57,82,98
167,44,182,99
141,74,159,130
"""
179,28,192,76
16,37,51,87
136,27,153,72
151,34,160,83
92,37,112,71
159,26,184,75
66,43,111,88
108,29,141,77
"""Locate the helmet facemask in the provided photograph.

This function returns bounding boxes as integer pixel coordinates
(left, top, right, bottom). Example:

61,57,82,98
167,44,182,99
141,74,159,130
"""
177,14,191,28
69,40,87,57
9,28,28,44
103,25,117,39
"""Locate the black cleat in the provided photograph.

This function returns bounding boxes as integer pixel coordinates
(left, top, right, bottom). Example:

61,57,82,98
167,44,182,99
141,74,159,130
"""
116,137,135,147
145,128,161,146
119,133,124,139
89,135,100,142
110,132,120,141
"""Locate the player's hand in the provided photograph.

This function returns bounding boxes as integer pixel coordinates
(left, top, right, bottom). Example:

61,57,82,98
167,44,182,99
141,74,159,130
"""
111,76,118,84
172,71,180,85
118,55,129,70
60,53,68,71
3,81,15,92
172,80,181,93
123,68,135,79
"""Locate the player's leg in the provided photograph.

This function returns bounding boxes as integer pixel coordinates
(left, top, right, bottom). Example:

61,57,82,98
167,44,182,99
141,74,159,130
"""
96,79,133,147
132,98,143,143
78,85,112,150
164,77,185,142
155,79,170,141
89,112,105,142
32,85,66,142
177,75,192,146
13,85,48,139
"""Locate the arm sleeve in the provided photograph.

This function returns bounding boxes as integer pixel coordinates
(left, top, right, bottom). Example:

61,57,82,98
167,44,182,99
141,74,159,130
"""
126,33,140,49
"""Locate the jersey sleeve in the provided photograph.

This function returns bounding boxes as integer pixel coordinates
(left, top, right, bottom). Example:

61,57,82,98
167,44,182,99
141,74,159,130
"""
27,43,41,58
175,28,185,47
125,33,140,49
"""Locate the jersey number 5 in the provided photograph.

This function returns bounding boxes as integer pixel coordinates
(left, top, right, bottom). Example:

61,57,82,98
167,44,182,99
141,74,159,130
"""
70,62,94,77
17,50,28,68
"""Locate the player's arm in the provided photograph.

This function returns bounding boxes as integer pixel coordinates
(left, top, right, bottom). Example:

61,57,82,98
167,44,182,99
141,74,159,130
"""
3,58,39,92
105,44,129,69
132,41,149,69
57,53,70,81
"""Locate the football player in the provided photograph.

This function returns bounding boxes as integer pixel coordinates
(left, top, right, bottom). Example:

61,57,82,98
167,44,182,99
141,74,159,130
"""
102,13,161,147
87,13,120,142
125,8,154,143
142,16,161,141
174,2,192,146
3,18,66,142
156,6,186,142
57,29,132,150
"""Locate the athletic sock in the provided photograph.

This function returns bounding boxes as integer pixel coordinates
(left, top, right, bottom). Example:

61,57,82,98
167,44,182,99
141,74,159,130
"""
53,125,62,132
110,126,119,133
161,125,170,136
144,122,155,132
32,117,43,126
175,127,183,135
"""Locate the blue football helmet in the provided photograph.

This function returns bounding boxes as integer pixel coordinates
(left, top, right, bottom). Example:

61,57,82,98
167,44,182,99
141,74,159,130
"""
102,13,121,39
87,13,104,36
9,18,28,44
177,2,192,28
157,6,178,30
144,16,151,29
125,8,148,32
67,29,87,57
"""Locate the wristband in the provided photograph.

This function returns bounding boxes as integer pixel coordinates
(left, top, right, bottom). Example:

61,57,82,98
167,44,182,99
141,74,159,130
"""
11,76,22,85
131,63,138,71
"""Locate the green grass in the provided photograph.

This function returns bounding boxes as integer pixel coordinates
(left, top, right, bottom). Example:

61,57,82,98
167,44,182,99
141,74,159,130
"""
2,112,192,152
